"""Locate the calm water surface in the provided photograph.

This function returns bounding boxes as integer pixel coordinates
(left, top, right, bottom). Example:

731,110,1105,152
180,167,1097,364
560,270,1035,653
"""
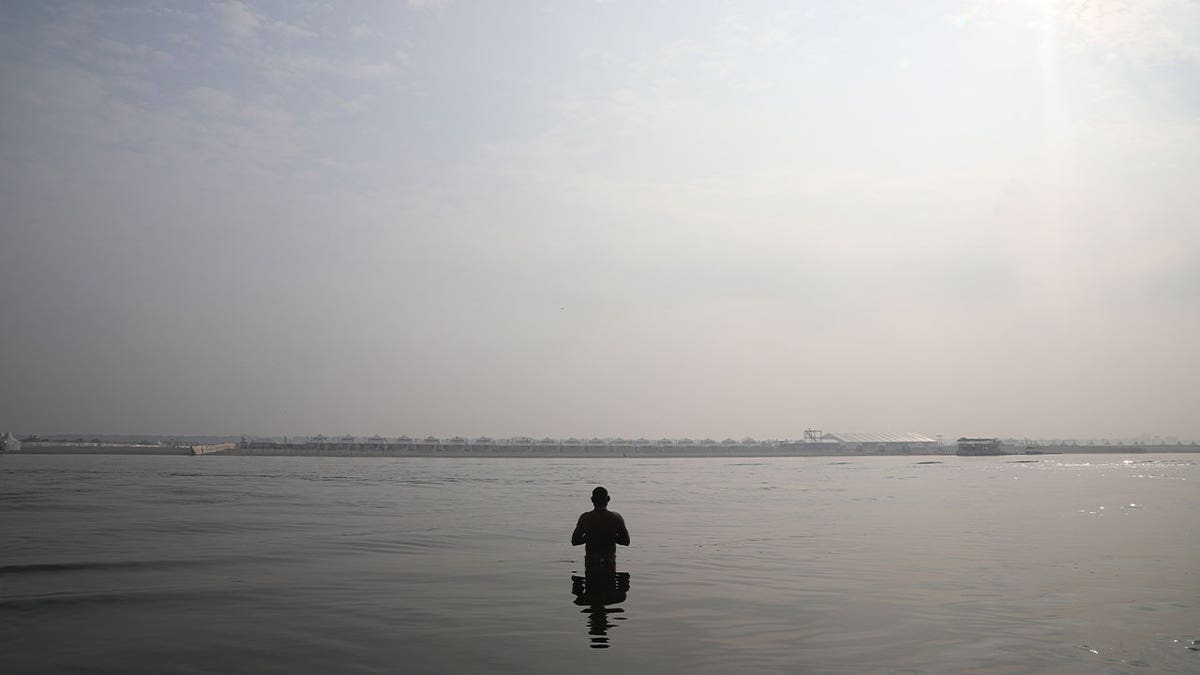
2,454,1197,674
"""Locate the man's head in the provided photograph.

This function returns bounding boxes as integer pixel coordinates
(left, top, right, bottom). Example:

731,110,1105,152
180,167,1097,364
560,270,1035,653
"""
591,486,610,507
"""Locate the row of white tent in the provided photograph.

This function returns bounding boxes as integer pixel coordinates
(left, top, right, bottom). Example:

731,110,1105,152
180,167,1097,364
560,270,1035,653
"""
290,435,797,446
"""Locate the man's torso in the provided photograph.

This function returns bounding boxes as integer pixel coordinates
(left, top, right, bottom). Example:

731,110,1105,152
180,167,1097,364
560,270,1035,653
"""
578,509,625,564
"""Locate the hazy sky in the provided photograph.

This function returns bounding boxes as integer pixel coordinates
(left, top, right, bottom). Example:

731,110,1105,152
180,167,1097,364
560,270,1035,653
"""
1,1,1197,440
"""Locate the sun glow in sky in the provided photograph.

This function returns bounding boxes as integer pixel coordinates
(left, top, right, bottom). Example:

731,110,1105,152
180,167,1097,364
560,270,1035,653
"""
1,1,1197,439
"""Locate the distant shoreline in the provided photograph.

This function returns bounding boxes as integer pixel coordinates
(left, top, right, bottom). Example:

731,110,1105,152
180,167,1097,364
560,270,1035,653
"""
5,442,1197,458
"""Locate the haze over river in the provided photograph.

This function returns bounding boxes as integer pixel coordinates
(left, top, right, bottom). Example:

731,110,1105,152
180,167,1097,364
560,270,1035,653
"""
2,454,1197,674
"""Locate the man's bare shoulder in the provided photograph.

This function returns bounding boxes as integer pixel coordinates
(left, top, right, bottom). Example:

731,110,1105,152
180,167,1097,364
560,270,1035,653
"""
579,509,623,522
599,510,625,525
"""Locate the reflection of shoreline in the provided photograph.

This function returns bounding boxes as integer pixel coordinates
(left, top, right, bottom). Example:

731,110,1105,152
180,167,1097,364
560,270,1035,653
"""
571,570,631,649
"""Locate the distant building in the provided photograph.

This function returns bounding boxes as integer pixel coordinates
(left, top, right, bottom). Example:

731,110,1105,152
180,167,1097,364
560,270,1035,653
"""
1,432,20,453
956,438,1005,456
824,432,939,454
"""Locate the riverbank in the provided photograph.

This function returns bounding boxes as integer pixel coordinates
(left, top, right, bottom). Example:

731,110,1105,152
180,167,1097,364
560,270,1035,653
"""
7,443,1195,458
9,442,236,456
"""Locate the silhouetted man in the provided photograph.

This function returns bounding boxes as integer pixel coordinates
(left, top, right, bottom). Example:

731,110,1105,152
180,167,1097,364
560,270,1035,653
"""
571,486,630,569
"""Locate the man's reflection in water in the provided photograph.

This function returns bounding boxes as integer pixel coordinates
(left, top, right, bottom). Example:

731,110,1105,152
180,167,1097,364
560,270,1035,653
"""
571,569,631,648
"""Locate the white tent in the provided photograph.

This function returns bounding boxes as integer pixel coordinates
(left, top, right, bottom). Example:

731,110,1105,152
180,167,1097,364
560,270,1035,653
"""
1,432,20,453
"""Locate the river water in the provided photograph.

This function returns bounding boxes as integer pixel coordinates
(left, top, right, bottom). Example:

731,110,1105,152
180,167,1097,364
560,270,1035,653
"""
2,454,1197,674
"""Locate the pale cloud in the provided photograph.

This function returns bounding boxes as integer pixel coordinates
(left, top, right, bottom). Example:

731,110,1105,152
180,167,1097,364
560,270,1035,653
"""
265,19,317,40
350,23,378,41
966,0,1200,65
1060,0,1200,64
720,11,796,51
342,60,399,79
215,1,316,42
340,93,375,114
167,31,202,48
253,51,403,85
209,5,400,83
630,10,814,95
656,38,705,63
215,0,260,40
3,2,394,192
116,4,200,21
185,86,240,117
91,38,175,75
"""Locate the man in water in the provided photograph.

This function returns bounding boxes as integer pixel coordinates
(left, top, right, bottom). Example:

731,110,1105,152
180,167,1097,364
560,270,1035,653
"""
571,486,630,568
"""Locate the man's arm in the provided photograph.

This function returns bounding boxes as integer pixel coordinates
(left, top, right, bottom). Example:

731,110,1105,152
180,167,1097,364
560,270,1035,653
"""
615,513,630,547
571,514,587,546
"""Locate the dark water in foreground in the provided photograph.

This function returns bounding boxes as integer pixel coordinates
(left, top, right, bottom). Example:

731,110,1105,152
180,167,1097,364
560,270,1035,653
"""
2,455,1197,674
